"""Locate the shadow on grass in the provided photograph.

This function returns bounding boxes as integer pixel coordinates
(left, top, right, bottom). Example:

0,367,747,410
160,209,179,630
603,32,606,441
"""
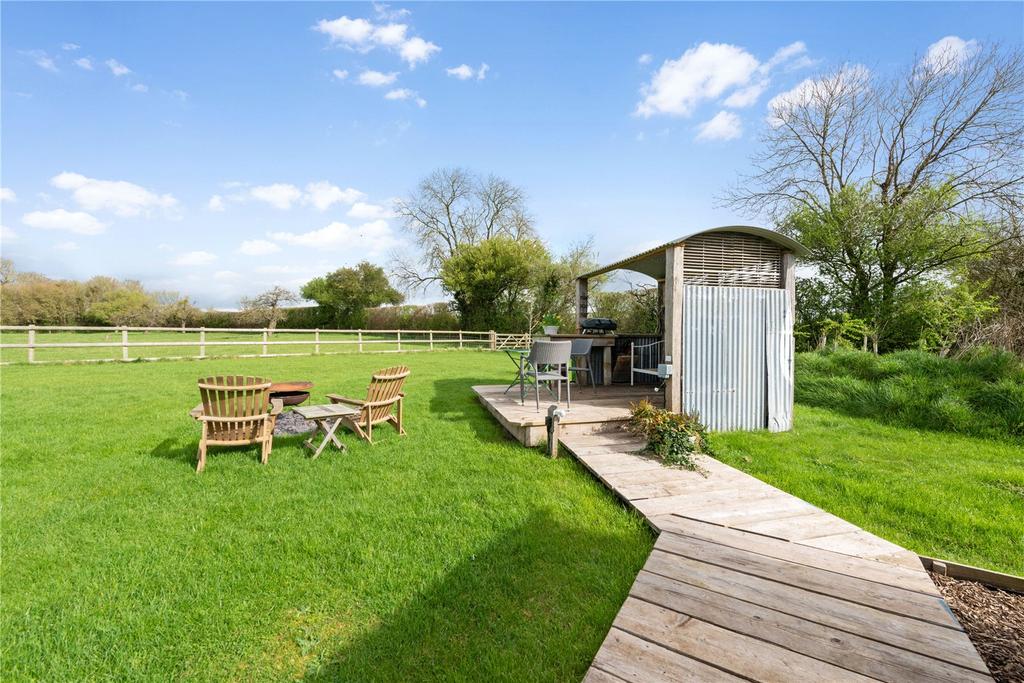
149,434,309,468
428,378,517,444
304,510,638,682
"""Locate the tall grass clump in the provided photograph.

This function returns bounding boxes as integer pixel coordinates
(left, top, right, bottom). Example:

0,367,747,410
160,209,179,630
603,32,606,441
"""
795,348,1024,441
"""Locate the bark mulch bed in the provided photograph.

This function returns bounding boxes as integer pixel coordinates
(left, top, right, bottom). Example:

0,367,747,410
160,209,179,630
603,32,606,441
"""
931,572,1024,682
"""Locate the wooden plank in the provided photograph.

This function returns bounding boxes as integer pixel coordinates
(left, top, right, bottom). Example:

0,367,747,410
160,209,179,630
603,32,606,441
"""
800,530,922,567
655,531,959,629
614,597,875,682
582,667,627,683
652,515,939,595
592,627,745,682
733,510,861,541
633,485,787,518
641,551,988,674
632,570,990,682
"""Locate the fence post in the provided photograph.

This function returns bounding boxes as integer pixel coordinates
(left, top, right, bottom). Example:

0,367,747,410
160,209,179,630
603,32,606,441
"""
314,328,320,355
429,330,434,351
199,327,206,358
490,330,496,350
396,330,402,352
122,328,129,361
27,324,35,364
262,329,268,356
459,331,464,349
358,330,363,353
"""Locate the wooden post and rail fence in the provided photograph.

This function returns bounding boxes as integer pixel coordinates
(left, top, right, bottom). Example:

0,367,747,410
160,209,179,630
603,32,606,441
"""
0,325,534,365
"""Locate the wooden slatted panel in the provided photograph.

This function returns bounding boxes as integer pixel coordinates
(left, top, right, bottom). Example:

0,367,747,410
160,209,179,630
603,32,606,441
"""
198,375,271,442
682,231,782,288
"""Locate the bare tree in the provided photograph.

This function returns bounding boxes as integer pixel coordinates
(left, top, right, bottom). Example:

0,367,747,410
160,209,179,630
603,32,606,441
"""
726,44,1024,347
392,167,536,290
239,286,299,333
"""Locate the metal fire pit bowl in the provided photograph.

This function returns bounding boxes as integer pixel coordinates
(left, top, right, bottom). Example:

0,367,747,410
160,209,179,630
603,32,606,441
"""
269,381,314,406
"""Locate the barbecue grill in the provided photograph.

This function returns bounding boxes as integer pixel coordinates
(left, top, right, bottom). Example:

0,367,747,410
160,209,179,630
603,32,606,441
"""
580,318,617,334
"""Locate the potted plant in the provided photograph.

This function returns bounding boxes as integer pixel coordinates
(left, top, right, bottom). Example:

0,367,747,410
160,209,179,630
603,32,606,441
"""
541,314,561,336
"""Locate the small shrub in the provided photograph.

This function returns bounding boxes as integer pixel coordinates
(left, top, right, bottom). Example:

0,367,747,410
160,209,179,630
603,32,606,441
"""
627,400,711,470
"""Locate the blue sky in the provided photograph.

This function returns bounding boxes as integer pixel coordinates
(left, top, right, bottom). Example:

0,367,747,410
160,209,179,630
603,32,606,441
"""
2,1,1022,307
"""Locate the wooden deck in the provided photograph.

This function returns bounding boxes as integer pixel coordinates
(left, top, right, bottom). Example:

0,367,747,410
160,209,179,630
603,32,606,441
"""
560,432,992,683
472,384,663,446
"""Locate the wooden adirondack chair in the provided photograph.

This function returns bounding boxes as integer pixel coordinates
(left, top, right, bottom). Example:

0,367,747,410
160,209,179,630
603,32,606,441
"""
326,366,409,444
189,376,283,472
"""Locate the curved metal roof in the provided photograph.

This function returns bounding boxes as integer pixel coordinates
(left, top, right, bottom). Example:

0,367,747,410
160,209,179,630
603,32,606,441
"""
579,225,807,280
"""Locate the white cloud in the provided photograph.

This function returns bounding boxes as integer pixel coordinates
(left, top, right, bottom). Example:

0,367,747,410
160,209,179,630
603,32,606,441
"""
922,36,978,74
373,23,408,47
315,16,375,45
382,89,425,107
250,183,303,210
0,188,16,202
62,43,80,51
105,59,131,76
55,241,79,251
213,270,241,281
636,42,760,117
238,239,281,256
25,51,58,73
446,63,489,81
269,219,400,252
51,172,177,217
304,181,365,210
638,53,653,66
357,70,398,87
373,3,410,21
332,69,349,81
23,209,107,235
172,250,217,266
1,225,18,242
131,83,148,93
636,40,817,117
766,64,870,127
696,110,743,141
170,89,189,102
347,201,393,220
761,41,808,74
723,80,767,108
74,57,94,70
446,64,473,80
399,37,440,68
315,12,440,68
207,195,226,212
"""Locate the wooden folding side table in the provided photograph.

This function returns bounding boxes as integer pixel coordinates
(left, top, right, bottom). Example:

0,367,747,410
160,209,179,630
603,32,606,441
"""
292,403,359,459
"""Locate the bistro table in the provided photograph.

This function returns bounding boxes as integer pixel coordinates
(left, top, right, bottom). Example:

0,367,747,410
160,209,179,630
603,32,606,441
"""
292,403,359,458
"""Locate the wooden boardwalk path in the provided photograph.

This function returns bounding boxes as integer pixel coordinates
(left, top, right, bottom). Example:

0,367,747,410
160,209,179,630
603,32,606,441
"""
561,431,992,683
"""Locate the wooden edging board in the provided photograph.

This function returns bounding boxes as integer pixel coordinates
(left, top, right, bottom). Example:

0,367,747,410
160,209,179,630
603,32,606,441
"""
920,555,1024,594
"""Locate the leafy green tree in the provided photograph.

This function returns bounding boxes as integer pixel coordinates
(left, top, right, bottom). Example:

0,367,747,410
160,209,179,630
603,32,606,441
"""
727,44,1024,350
914,277,999,357
86,288,160,326
440,237,552,331
239,286,299,332
301,262,404,329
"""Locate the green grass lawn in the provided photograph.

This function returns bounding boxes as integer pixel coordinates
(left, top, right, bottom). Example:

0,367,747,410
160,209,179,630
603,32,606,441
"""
714,350,1024,576
1,351,651,681
4,347,1022,680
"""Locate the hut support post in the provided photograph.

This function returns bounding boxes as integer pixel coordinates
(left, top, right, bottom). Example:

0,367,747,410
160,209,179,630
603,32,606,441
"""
664,246,684,413
575,277,588,333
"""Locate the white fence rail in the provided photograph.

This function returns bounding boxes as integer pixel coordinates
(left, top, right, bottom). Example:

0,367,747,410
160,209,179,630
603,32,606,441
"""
0,325,532,365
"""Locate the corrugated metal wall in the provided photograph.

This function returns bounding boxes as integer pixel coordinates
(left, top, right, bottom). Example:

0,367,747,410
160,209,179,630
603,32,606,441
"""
765,289,794,431
682,286,790,431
